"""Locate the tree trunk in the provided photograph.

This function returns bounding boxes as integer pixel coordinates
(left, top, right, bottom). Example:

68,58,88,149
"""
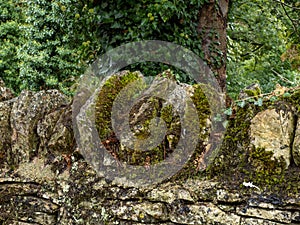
198,0,229,92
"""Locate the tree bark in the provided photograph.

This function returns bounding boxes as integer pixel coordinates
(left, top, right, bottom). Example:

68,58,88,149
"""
198,0,229,92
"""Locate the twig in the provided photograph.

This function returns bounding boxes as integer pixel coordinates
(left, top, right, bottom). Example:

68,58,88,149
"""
235,85,300,103
271,69,295,85
277,0,298,34
273,0,300,10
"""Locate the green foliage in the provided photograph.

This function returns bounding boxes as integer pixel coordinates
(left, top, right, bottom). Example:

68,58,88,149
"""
227,0,300,99
18,0,99,94
95,0,204,54
1,0,99,94
2,0,298,97
1,0,208,94
94,0,206,82
0,1,24,92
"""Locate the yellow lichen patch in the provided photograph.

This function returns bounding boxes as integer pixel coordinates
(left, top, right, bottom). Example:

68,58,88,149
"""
17,157,56,182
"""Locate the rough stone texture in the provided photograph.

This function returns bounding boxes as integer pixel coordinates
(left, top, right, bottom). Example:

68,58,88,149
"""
0,75,300,225
0,79,14,101
240,218,287,225
237,206,292,223
169,202,241,224
10,90,69,165
292,116,300,166
0,100,13,163
0,80,15,166
250,107,295,167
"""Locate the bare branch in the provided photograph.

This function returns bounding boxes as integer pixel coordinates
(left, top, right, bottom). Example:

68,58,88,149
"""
273,0,300,10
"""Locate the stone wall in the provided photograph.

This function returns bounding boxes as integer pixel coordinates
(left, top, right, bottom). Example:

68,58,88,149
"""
0,76,300,225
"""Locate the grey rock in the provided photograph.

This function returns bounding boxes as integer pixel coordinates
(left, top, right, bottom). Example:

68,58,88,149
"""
110,201,169,223
240,218,286,225
0,79,14,102
237,206,292,223
170,202,241,225
292,117,300,166
250,107,295,168
10,90,68,165
0,99,14,166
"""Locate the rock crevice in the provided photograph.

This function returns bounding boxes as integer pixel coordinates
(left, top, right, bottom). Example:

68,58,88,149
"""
0,76,300,225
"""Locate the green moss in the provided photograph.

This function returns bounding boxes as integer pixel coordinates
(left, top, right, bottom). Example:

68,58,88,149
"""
191,84,211,138
205,105,250,179
247,147,286,187
244,87,261,100
161,104,174,124
95,71,300,195
95,72,212,171
283,89,300,113
169,84,212,181
95,72,178,166
204,93,300,195
95,71,142,139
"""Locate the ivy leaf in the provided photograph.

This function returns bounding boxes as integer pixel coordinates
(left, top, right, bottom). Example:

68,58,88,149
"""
269,96,278,102
237,100,246,108
283,92,291,98
254,98,263,106
224,107,233,116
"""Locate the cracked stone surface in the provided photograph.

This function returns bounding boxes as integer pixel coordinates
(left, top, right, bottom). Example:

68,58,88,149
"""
0,75,300,225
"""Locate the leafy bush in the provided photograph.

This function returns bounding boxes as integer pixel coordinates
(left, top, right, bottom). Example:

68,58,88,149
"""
93,0,207,82
0,1,24,92
1,0,298,97
0,0,99,94
227,0,300,99
1,0,208,94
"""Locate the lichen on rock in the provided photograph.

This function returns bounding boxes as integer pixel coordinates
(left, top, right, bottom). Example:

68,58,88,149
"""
292,116,300,166
1,73,300,224
250,106,295,168
94,70,211,180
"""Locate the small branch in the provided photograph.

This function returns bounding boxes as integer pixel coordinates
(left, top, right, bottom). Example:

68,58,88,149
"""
235,86,300,103
277,0,298,34
273,0,300,10
241,44,264,57
271,69,295,85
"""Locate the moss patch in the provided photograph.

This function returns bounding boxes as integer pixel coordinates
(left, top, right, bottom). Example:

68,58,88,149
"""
95,71,143,140
206,92,300,195
95,71,211,173
95,70,300,195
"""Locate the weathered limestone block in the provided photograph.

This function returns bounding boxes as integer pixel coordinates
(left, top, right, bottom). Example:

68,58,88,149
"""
10,90,68,165
182,180,219,202
38,105,74,156
292,116,300,166
240,218,286,225
37,108,65,152
110,201,169,223
237,206,292,223
292,211,300,222
93,71,211,186
169,202,241,224
147,184,194,204
0,177,59,225
0,99,14,166
250,107,295,167
0,79,14,101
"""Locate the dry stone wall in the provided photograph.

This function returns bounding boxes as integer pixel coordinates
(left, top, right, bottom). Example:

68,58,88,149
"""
0,77,300,225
